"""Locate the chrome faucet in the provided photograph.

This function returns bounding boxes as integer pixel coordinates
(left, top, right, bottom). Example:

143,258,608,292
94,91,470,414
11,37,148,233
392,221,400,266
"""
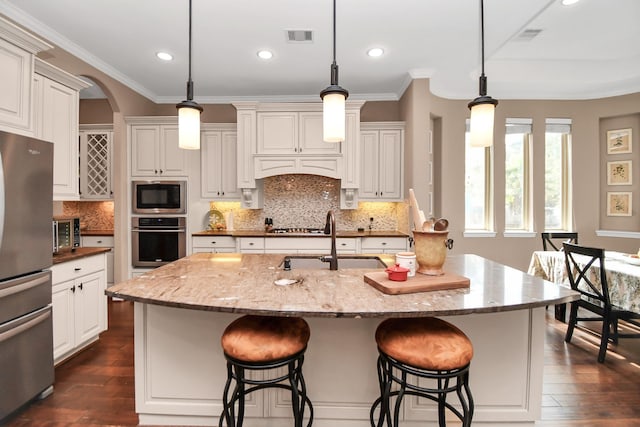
322,210,338,270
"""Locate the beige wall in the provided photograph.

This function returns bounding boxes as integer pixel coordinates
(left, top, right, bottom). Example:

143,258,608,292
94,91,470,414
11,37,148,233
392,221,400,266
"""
79,99,113,124
401,79,640,271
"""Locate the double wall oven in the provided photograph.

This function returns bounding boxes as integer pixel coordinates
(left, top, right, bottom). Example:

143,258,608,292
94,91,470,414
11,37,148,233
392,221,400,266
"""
131,181,187,268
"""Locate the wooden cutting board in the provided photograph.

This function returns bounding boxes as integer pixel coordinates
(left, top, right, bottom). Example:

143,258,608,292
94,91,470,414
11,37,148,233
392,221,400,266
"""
364,271,470,295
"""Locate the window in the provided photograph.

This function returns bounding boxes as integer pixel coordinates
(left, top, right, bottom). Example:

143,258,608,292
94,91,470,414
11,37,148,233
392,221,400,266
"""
465,122,492,231
504,119,532,231
545,119,572,230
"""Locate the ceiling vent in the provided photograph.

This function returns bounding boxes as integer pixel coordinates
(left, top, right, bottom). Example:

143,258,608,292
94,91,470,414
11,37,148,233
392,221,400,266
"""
514,28,543,42
286,30,313,43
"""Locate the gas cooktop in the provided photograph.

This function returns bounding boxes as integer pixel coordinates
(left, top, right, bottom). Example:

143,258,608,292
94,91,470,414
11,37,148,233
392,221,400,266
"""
267,228,326,234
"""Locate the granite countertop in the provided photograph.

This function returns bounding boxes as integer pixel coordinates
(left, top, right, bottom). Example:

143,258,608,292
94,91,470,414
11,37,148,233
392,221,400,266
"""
105,253,579,318
53,247,111,264
192,229,410,238
81,229,114,236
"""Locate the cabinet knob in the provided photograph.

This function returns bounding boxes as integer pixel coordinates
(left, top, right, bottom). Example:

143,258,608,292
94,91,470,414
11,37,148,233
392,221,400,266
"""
211,241,216,245
154,169,158,174
97,240,103,244
340,243,346,246
159,169,164,174
78,283,84,290
249,242,254,246
70,285,76,293
74,267,82,271
381,242,387,246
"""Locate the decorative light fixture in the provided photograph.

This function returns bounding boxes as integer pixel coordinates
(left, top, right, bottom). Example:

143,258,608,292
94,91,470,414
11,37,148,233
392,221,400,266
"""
176,0,203,150
320,0,349,143
468,0,498,147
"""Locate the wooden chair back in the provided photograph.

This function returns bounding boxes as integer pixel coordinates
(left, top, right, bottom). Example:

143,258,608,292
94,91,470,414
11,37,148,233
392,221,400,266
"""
542,232,578,251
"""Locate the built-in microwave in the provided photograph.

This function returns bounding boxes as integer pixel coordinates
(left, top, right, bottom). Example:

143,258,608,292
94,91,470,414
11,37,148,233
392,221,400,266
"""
52,217,80,254
132,180,187,214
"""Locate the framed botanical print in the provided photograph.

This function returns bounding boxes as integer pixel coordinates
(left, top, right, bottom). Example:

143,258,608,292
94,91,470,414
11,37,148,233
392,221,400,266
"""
607,160,633,185
606,128,633,154
607,192,632,216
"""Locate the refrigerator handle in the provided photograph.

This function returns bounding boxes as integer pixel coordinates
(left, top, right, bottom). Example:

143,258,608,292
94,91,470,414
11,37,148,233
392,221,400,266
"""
0,148,4,248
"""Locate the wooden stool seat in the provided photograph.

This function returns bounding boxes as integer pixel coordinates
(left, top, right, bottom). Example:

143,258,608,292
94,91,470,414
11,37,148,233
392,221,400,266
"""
221,315,310,363
375,317,473,371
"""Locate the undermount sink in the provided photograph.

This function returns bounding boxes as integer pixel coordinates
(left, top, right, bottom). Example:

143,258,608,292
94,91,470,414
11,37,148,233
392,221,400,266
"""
280,255,388,270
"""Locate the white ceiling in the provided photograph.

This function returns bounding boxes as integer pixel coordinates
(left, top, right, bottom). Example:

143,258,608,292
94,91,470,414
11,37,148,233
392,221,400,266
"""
1,0,639,103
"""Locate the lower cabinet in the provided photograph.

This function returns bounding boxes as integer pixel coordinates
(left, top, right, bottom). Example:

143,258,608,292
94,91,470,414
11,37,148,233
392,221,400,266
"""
264,237,356,254
361,237,408,254
81,236,114,285
51,254,107,364
192,235,237,253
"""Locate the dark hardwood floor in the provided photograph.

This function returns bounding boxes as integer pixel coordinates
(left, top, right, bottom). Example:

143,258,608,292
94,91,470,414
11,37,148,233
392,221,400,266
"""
3,301,640,426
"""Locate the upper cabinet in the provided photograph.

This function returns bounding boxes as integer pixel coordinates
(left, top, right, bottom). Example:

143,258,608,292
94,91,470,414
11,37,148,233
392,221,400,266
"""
0,16,51,136
201,125,240,199
257,112,341,156
33,59,90,200
129,120,188,177
79,125,113,200
359,122,405,201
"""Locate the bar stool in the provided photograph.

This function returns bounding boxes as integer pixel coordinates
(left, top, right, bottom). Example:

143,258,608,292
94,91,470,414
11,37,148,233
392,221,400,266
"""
219,315,313,427
370,317,474,427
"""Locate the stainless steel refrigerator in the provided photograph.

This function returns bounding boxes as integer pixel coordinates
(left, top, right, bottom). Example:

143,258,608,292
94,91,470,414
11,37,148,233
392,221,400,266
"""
0,130,54,421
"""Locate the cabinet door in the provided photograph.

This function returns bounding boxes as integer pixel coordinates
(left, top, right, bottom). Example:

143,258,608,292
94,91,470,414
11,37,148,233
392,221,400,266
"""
0,38,33,134
257,112,297,154
201,131,223,197
131,125,161,176
378,130,403,200
359,131,380,199
298,112,341,155
219,131,240,198
52,280,75,362
159,125,187,176
41,77,80,199
74,272,104,345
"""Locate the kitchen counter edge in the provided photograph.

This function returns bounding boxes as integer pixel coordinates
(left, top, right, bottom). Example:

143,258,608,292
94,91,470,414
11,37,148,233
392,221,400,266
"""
52,247,111,264
192,230,410,238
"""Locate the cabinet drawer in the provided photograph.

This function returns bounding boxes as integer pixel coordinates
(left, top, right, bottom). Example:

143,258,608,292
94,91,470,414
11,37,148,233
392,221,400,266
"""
82,236,114,248
361,237,407,251
238,237,265,251
336,238,356,251
192,236,236,249
51,254,106,284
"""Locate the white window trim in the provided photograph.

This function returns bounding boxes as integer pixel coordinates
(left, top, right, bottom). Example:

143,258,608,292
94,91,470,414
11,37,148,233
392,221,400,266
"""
463,231,497,238
596,230,640,239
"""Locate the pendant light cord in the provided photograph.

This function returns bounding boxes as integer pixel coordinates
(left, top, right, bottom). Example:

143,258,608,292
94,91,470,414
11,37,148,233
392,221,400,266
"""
480,0,485,77
186,0,194,101
330,0,339,85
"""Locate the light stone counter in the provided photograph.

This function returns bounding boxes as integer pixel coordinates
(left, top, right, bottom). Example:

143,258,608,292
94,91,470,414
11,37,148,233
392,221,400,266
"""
105,253,579,427
106,253,577,317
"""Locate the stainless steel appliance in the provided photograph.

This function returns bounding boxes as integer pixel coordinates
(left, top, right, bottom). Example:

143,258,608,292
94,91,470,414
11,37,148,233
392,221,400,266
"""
52,216,80,254
0,131,54,421
132,217,186,267
132,180,187,214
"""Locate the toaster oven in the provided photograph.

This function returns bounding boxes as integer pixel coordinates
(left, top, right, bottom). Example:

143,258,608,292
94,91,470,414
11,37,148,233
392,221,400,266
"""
52,217,80,254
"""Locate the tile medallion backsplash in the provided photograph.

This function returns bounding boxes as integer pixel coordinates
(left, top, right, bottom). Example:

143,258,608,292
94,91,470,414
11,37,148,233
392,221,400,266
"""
210,174,408,232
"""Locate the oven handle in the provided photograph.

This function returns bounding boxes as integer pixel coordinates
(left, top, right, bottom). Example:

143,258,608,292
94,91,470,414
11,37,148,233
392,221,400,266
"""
132,228,186,233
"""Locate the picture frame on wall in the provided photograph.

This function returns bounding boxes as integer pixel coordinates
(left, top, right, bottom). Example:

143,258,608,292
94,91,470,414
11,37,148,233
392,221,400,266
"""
607,160,633,185
607,191,633,216
606,128,633,154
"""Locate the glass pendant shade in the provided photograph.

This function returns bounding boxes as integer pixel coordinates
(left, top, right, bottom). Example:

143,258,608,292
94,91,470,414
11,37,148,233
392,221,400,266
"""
177,101,202,150
468,99,496,147
322,91,346,142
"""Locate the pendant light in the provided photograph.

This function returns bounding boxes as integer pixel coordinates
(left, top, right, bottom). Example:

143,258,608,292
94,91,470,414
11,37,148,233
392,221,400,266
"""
176,0,203,150
468,0,498,148
320,0,349,143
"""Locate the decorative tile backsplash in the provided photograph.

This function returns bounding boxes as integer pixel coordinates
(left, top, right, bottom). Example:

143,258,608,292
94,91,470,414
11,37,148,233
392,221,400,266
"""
61,201,114,230
210,174,409,232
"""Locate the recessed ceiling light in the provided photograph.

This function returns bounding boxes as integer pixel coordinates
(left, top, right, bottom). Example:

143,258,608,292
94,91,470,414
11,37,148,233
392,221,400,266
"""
257,50,273,60
156,52,173,61
561,0,580,5
367,47,384,58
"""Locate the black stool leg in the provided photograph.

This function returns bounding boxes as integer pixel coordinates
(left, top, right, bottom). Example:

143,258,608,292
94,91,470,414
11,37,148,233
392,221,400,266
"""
288,359,302,427
437,376,448,427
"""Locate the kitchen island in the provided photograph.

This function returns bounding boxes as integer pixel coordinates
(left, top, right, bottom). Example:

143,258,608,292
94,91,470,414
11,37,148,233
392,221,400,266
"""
106,253,578,427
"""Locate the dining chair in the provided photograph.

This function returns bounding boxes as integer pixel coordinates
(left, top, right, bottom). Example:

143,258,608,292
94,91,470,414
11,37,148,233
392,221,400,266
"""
541,232,578,322
562,242,640,363
541,232,578,251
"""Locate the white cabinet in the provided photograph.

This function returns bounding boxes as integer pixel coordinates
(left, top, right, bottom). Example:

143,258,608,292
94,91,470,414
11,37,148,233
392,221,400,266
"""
0,17,51,136
130,123,187,177
79,125,113,199
51,253,107,364
360,123,404,201
257,112,341,155
238,237,265,253
82,236,115,285
361,236,408,254
192,235,236,253
33,59,89,200
201,128,240,199
264,237,356,254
